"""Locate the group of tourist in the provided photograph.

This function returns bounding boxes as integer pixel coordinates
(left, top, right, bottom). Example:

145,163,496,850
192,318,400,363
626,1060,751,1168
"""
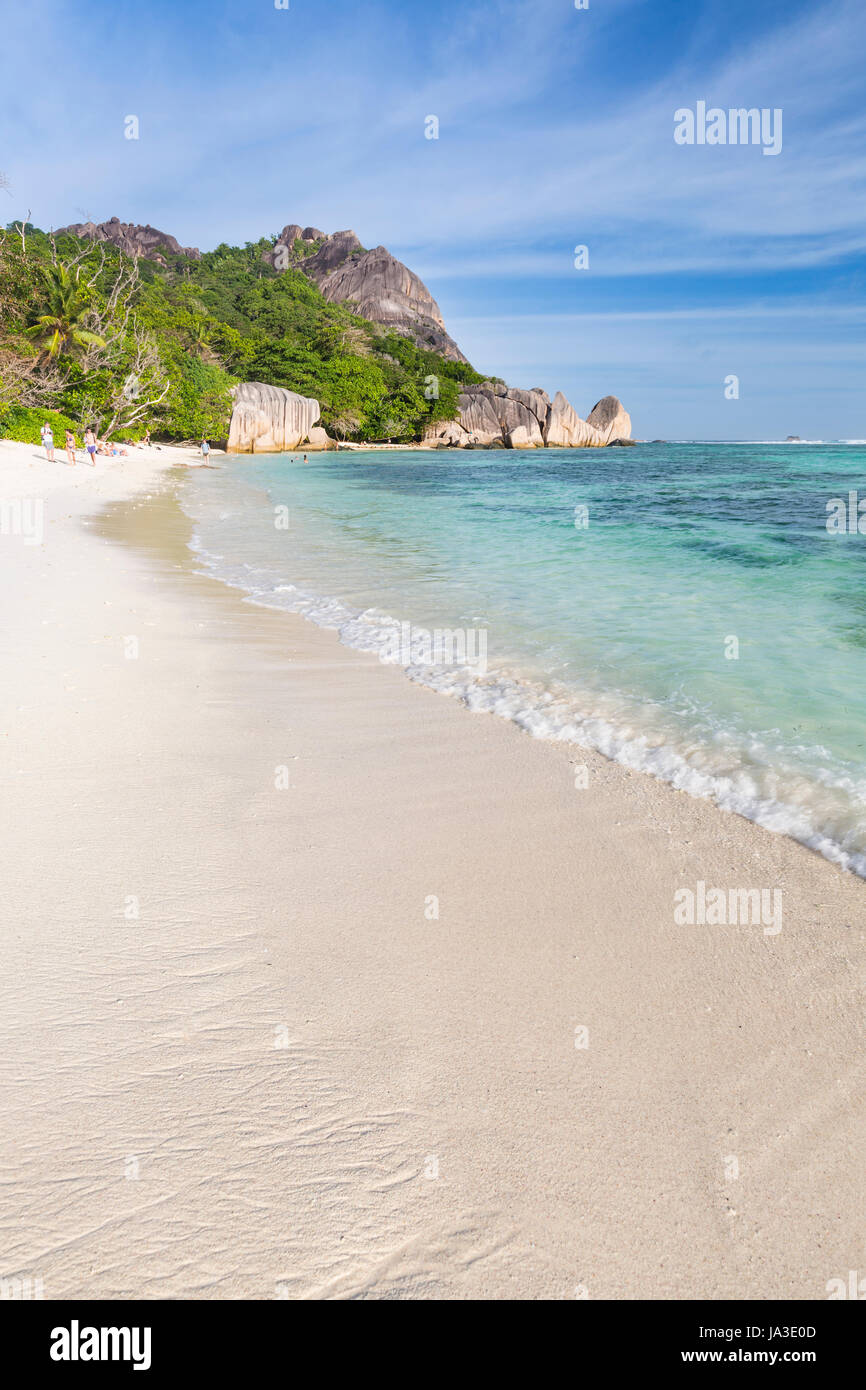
38,419,215,464
38,424,212,465
40,423,130,467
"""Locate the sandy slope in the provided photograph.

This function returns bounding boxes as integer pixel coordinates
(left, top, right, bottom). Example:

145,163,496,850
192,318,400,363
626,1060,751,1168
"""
0,438,864,1300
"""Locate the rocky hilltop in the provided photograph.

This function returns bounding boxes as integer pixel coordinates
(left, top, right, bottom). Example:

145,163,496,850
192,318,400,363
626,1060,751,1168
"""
424,383,632,449
54,216,201,266
266,224,466,362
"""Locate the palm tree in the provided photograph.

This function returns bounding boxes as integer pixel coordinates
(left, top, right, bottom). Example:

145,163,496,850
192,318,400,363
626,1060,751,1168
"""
187,321,211,358
26,264,106,361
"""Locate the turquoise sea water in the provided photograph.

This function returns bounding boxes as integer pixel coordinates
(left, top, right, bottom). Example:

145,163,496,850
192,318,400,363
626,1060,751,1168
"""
182,443,866,875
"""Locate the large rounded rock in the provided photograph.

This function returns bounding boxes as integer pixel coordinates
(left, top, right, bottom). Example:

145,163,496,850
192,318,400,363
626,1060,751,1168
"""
586,395,632,444
307,426,336,450
228,382,321,453
267,222,467,362
320,245,466,361
458,384,545,446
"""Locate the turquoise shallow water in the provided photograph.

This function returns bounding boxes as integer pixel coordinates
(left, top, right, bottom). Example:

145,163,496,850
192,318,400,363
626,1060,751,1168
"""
182,443,866,875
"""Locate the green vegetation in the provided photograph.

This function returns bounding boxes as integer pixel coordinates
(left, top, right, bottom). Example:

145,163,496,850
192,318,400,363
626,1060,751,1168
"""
0,403,80,446
26,264,107,360
290,237,325,260
0,222,486,444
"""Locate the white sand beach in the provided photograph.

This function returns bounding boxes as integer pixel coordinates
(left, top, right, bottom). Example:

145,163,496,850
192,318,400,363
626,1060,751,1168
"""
1,437,864,1300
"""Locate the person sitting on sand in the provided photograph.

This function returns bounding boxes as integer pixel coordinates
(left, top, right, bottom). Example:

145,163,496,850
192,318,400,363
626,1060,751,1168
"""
64,429,76,466
41,423,54,462
84,427,97,467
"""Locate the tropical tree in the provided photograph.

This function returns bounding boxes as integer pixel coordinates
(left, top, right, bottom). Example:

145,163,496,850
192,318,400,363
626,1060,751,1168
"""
26,264,106,361
186,320,212,358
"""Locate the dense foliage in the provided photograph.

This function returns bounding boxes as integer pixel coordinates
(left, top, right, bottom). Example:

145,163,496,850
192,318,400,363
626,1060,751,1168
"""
0,223,487,444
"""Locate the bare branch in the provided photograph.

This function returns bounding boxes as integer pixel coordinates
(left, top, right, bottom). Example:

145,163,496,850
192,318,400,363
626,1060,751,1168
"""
77,323,170,438
0,346,65,408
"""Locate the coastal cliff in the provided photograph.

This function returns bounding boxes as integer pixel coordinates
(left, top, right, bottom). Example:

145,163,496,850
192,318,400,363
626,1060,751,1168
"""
266,224,467,362
263,226,633,440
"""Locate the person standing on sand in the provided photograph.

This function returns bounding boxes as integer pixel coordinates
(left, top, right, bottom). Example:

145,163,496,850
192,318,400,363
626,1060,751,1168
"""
84,427,97,467
200,436,210,461
64,429,76,466
143,428,151,447
41,423,54,462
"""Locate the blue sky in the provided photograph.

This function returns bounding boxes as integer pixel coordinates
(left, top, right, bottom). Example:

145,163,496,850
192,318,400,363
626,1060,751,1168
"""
2,0,865,438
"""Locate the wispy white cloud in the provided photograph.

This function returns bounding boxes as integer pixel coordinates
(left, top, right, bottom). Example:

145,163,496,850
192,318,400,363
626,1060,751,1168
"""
4,0,863,259
410,232,866,281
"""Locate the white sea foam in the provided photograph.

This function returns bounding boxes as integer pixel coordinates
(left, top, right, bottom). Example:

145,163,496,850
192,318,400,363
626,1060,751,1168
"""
187,531,866,879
